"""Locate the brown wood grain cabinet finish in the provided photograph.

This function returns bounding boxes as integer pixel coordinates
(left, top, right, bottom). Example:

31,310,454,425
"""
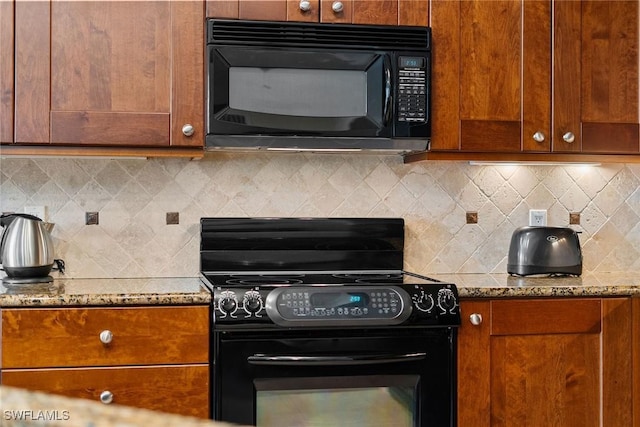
425,0,639,161
1,365,210,418
458,298,633,427
1,305,210,418
0,1,14,144
10,0,203,151
206,0,427,25
1,306,209,369
633,297,640,427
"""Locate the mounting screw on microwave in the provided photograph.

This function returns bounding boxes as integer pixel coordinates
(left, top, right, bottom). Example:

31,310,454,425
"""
529,209,547,227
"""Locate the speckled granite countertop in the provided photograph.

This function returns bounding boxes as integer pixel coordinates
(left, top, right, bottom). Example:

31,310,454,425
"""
2,273,640,307
0,277,210,307
431,272,640,298
0,386,243,427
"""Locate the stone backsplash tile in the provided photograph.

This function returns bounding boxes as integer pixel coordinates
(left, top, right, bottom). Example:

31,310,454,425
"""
1,154,639,278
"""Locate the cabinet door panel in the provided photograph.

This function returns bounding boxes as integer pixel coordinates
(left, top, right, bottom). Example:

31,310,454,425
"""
1,365,210,418
491,334,600,427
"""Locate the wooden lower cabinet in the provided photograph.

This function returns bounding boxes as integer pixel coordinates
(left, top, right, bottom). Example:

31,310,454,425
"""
1,365,209,418
458,298,633,427
1,305,210,418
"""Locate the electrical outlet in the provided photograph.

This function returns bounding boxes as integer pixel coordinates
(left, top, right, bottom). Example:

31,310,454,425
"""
529,209,547,226
24,206,46,221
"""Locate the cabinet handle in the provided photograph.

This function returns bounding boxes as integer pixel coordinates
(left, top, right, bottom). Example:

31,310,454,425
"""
469,313,483,326
100,390,114,404
532,131,545,143
562,132,575,143
99,330,113,344
332,1,344,13
182,124,195,137
299,0,311,11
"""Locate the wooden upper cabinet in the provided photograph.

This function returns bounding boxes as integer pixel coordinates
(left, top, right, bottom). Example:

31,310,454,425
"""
12,0,203,149
428,0,639,158
206,0,428,26
554,1,639,154
0,1,14,144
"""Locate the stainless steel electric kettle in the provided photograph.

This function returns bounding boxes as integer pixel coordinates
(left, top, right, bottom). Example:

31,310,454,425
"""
0,213,63,284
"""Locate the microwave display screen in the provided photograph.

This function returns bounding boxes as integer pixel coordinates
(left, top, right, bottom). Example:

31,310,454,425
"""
229,68,367,118
400,57,425,68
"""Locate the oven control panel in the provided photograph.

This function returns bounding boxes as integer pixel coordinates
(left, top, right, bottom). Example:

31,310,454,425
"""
212,284,459,327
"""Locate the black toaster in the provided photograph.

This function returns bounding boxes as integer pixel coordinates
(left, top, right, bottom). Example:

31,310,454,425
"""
507,226,582,276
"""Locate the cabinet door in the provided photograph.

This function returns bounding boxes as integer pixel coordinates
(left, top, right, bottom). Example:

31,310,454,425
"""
458,298,633,427
2,365,210,418
0,0,13,144
554,1,639,154
430,0,550,153
13,0,202,148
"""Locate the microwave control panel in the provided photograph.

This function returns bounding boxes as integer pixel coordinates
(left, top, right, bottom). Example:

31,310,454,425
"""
397,56,427,123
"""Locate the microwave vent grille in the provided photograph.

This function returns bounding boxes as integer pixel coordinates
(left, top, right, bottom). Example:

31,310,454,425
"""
207,19,430,50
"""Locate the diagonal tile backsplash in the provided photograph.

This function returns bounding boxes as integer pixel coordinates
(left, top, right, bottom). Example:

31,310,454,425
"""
1,154,639,278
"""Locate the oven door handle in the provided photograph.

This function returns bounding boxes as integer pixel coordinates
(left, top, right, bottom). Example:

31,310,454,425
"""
247,352,426,366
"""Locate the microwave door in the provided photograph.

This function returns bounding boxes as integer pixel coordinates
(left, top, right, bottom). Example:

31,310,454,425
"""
207,47,391,137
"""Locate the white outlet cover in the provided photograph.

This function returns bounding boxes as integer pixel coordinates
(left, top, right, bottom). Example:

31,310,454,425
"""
529,209,547,226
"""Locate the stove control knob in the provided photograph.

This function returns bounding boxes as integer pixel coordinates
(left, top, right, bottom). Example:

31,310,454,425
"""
412,290,434,312
243,291,263,314
220,297,237,313
437,288,458,314
218,290,238,316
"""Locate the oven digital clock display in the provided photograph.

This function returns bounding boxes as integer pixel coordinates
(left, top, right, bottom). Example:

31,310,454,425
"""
311,292,369,309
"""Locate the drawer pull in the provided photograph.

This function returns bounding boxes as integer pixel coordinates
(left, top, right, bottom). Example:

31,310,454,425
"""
469,313,483,326
100,390,114,404
99,330,113,345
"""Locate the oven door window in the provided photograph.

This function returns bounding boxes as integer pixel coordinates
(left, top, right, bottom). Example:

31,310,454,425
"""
255,375,417,427
208,46,390,136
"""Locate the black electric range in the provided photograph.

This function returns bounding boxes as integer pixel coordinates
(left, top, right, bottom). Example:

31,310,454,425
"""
199,217,460,426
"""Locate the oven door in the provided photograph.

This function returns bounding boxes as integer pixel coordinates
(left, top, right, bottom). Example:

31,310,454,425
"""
213,327,456,427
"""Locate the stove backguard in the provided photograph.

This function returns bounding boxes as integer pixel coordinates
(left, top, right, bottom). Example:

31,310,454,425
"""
200,217,404,273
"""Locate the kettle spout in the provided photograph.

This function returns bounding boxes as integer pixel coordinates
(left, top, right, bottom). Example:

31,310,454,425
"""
43,222,55,233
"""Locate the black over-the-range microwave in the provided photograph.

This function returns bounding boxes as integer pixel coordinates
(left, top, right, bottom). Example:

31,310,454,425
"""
205,19,431,154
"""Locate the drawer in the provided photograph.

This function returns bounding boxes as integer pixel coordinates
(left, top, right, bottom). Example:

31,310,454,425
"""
2,305,209,368
1,364,210,418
